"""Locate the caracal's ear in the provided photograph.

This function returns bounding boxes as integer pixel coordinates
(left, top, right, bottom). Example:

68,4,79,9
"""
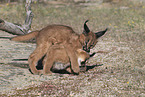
95,28,108,38
83,20,90,35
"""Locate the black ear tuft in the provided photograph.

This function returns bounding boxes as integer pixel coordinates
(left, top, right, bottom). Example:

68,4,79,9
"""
83,20,90,35
84,20,89,24
95,28,108,38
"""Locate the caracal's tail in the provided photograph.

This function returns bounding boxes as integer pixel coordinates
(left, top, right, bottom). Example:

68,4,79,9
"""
11,31,39,41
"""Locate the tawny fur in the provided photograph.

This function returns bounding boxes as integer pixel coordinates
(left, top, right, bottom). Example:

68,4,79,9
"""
11,31,39,41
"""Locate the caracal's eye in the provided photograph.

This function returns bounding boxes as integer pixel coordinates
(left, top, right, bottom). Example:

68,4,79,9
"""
90,44,94,48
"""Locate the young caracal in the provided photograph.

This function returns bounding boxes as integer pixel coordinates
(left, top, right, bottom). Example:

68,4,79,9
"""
11,20,107,75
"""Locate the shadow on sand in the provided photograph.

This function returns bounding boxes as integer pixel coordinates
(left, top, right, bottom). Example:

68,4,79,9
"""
0,37,11,39
12,58,103,75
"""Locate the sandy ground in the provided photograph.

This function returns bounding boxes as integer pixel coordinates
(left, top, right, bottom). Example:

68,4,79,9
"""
0,30,144,96
0,31,58,94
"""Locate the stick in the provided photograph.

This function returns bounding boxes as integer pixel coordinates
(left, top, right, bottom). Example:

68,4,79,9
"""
0,0,33,35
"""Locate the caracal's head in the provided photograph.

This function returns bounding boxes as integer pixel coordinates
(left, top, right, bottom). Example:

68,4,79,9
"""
80,20,108,52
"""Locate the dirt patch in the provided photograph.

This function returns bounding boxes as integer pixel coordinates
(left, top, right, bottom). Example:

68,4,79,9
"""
0,30,144,96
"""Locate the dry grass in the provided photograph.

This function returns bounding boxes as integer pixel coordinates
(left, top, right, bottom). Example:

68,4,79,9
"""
0,0,144,96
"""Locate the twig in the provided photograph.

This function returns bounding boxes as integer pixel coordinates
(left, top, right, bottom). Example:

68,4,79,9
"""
0,0,33,35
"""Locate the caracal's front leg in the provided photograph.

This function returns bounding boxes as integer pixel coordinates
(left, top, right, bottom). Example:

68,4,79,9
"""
65,45,80,74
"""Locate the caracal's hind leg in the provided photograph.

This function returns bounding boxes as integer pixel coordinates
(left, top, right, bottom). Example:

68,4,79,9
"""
28,43,51,75
42,52,54,75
